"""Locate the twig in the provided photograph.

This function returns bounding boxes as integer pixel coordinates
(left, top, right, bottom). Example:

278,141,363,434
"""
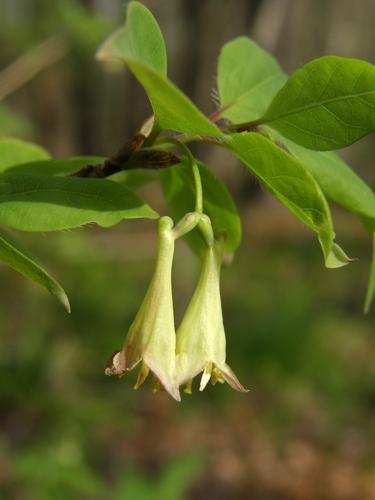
71,133,180,178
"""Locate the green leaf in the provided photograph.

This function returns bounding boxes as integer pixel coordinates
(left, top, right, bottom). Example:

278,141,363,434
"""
226,132,350,268
110,169,156,190
218,37,287,123
6,157,156,189
267,130,375,310
97,5,221,137
364,230,375,313
261,56,375,150
160,161,241,254
98,0,167,75
0,228,70,312
272,132,375,220
0,174,158,232
3,156,104,175
126,61,222,136
0,138,50,171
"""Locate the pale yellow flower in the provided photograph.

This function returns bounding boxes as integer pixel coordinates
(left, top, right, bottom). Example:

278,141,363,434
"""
176,241,247,393
106,216,180,401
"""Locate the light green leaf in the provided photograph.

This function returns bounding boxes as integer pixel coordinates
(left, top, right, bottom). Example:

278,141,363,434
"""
0,174,158,232
160,161,241,254
0,228,70,312
110,169,156,190
261,56,375,150
272,133,375,219
3,156,104,175
127,61,222,136
226,132,350,268
218,37,287,123
97,0,167,75
0,138,50,171
267,130,375,310
97,5,221,137
6,157,156,189
364,230,375,313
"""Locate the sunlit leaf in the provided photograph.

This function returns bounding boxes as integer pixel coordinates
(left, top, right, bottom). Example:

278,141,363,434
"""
218,36,287,123
273,133,375,220
364,230,375,313
97,0,167,75
97,3,221,137
0,174,158,231
3,156,104,175
261,56,375,150
226,132,350,268
0,228,70,311
0,137,50,172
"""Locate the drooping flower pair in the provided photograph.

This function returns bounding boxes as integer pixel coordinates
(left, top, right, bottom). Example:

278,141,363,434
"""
105,215,247,400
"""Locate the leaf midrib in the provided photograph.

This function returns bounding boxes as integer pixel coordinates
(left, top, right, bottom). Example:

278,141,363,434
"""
265,89,375,124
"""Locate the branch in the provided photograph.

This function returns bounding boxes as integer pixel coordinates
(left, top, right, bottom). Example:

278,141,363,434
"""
71,132,180,178
70,114,260,179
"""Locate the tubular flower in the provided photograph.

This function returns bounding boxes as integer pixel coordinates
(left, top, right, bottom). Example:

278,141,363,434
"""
176,241,248,393
105,216,180,401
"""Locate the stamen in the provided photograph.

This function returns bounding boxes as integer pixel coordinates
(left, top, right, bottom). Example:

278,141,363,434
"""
184,379,193,395
199,362,213,391
133,362,149,390
151,377,161,394
211,366,225,385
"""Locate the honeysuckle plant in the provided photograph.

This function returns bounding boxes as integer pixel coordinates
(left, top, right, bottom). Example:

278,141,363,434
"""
2,2,375,398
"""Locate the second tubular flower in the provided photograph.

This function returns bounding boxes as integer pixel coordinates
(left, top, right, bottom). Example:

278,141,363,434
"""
176,220,248,393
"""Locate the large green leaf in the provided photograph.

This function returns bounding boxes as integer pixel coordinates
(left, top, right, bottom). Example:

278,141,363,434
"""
3,156,104,175
261,56,375,150
110,169,156,190
0,138,50,171
160,161,241,254
267,129,375,310
97,5,221,137
0,228,70,312
126,61,222,136
6,157,156,190
364,230,375,313
275,134,375,219
0,174,158,231
218,37,287,123
97,0,167,75
226,132,350,268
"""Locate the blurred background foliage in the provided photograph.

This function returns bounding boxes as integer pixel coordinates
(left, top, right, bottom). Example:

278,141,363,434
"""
0,1,375,499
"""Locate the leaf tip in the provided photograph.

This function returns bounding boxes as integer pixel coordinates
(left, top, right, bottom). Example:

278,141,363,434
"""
325,243,355,269
55,289,71,313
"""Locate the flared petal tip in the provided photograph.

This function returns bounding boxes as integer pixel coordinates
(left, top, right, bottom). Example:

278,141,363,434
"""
105,349,126,377
151,376,181,402
142,357,181,402
220,363,249,393
169,386,181,402
196,362,248,393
